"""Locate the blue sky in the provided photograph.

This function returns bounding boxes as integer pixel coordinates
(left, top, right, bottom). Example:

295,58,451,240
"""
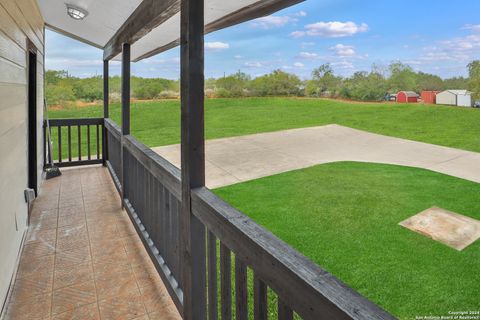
45,0,480,80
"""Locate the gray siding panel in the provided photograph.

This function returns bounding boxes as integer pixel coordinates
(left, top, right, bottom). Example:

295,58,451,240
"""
0,0,44,309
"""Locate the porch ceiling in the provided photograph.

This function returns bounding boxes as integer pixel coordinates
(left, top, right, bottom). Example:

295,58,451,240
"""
37,0,303,62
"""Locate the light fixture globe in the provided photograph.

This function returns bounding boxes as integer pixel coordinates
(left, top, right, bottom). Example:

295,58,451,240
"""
66,4,88,20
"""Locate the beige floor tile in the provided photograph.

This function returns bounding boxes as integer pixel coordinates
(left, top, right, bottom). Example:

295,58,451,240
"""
139,282,171,314
5,292,52,320
22,241,56,258
98,290,146,320
52,280,97,315
17,254,55,279
54,261,94,289
25,228,57,246
10,272,53,302
51,302,100,320
55,246,92,269
56,234,90,253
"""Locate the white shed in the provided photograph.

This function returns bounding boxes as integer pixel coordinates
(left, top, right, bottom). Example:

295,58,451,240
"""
436,90,473,107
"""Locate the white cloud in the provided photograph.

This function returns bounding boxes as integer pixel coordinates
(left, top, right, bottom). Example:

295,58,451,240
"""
419,33,480,62
293,62,305,68
462,24,480,32
234,55,243,59
331,60,354,69
330,44,356,57
291,21,368,38
297,52,319,59
301,42,315,48
250,11,306,29
290,31,306,38
205,42,230,51
244,61,264,68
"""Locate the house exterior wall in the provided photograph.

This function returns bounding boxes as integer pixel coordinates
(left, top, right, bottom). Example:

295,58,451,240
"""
457,94,472,107
436,91,456,105
0,0,44,308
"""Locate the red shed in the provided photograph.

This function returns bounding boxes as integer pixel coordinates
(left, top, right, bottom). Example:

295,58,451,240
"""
421,91,440,104
397,91,418,103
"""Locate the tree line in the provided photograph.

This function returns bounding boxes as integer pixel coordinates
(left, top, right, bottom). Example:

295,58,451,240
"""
46,61,480,105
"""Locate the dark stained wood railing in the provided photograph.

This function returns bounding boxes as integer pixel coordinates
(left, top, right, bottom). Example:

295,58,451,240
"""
44,118,104,168
103,118,396,320
104,119,122,191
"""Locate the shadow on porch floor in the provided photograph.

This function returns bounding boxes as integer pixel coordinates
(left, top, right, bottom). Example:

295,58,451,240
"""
3,166,181,320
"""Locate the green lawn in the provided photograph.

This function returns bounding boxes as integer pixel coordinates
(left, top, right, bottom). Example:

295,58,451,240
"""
213,162,480,320
49,97,480,153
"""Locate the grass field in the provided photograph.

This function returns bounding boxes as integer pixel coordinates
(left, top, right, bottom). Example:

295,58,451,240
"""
213,161,480,319
49,98,480,156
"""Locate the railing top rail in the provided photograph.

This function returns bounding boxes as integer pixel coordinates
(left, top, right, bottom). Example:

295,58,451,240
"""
104,118,122,138
123,134,182,200
191,187,396,320
47,118,104,126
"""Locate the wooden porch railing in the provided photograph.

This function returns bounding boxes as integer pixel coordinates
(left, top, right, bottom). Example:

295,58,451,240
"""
44,118,105,167
104,118,396,320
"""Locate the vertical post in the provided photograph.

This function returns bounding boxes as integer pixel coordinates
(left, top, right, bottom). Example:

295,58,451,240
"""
121,43,130,204
102,59,109,165
180,0,206,318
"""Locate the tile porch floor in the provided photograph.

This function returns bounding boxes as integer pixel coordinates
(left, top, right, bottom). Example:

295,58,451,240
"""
3,166,181,320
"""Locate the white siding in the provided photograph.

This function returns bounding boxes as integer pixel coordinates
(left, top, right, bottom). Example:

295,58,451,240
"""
436,91,456,106
457,94,472,107
0,0,44,307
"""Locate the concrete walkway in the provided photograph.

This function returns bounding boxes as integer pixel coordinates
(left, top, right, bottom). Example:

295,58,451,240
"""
152,124,480,188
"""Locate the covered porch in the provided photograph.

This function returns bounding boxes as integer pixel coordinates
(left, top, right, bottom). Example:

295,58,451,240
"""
4,166,180,319
2,0,397,318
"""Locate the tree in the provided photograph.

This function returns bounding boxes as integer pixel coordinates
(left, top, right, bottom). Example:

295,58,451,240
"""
468,60,480,99
250,70,301,96
216,71,251,97
415,72,444,91
388,61,417,92
340,71,387,101
309,63,342,96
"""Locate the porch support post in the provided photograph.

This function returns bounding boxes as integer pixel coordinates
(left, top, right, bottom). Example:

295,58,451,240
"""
180,0,206,318
102,59,109,165
121,43,130,203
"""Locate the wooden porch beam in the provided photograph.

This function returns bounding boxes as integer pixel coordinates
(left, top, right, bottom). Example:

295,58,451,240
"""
180,0,207,318
103,0,180,61
102,59,109,165
121,43,130,204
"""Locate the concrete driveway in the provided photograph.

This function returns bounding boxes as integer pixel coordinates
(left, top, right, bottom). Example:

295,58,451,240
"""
152,124,480,188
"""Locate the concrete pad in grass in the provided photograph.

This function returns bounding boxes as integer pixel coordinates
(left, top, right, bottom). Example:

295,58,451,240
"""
399,207,480,251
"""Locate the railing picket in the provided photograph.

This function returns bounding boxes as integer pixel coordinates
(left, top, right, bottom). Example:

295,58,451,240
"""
67,125,72,162
254,275,268,320
208,232,218,320
96,124,100,159
220,244,232,320
77,125,81,160
87,125,91,160
58,126,62,163
235,257,248,320
278,299,293,320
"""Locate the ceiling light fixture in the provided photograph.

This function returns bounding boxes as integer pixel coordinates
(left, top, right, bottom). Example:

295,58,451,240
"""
66,4,88,20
